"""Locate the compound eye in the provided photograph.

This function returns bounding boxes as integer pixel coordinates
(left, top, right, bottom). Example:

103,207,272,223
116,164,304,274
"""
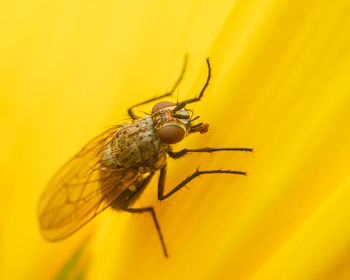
152,101,174,113
157,125,185,144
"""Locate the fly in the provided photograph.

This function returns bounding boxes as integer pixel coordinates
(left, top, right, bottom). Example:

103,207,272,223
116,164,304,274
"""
38,56,253,257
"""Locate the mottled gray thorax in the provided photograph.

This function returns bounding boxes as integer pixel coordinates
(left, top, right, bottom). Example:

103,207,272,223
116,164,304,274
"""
101,116,168,173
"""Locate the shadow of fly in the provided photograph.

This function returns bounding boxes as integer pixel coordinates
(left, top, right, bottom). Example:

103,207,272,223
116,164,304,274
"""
38,56,253,257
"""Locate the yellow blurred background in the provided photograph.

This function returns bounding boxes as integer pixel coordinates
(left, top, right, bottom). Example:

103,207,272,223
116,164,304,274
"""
1,0,350,279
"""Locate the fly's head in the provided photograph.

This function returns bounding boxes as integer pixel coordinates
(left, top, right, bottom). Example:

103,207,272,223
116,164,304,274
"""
151,101,209,144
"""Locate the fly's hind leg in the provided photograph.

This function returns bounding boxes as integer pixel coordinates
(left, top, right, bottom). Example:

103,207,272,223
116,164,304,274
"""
127,55,188,120
122,206,168,257
118,173,169,257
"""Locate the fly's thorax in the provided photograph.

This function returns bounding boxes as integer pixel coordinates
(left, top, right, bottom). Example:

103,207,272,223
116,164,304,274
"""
101,116,168,172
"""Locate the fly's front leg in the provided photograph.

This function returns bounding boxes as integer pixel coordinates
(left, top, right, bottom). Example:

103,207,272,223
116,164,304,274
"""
173,58,211,112
167,147,253,159
158,165,247,201
127,55,188,119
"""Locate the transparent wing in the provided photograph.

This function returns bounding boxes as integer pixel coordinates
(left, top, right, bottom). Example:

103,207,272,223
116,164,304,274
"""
38,126,141,241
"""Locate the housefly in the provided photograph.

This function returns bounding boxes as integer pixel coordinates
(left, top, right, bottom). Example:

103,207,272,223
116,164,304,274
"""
38,56,253,257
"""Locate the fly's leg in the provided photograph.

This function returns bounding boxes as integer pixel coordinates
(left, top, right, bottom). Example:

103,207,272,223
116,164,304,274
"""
173,58,211,111
167,147,253,159
127,55,188,120
120,173,168,257
122,206,168,257
158,165,246,200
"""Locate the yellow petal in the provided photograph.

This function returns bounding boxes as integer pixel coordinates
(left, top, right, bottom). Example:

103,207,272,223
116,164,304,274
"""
1,0,350,279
